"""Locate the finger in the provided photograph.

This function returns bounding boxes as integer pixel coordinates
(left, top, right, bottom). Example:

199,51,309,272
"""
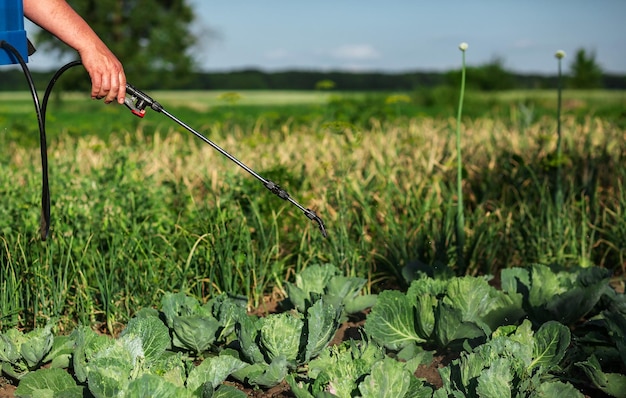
100,73,112,103
117,72,127,104
105,75,119,104
91,73,102,99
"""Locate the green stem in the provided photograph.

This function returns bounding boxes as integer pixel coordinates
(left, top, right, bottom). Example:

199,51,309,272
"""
456,51,467,273
556,57,564,256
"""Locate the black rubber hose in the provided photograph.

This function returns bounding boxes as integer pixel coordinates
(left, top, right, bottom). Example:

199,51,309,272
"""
1,40,50,240
41,60,82,125
1,40,83,241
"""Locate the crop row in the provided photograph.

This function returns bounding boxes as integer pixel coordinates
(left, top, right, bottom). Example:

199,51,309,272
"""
2,264,625,397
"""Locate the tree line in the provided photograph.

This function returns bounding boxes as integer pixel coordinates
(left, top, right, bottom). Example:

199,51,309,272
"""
1,64,625,92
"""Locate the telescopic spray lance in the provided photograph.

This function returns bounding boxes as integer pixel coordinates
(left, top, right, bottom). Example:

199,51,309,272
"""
123,83,328,238
2,0,325,238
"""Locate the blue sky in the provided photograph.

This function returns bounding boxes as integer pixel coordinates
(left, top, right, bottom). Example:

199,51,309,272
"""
188,0,626,74
21,0,626,74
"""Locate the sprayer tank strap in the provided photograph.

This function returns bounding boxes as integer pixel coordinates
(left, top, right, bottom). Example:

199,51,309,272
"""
27,38,36,56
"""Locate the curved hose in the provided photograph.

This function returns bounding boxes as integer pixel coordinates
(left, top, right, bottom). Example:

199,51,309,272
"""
1,40,82,241
41,60,83,124
1,40,50,240
36,60,84,239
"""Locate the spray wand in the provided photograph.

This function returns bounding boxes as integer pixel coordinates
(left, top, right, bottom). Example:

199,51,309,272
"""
0,47,326,239
124,84,327,238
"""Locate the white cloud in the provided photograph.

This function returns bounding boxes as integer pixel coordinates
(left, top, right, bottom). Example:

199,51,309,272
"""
337,63,373,72
264,48,290,59
330,44,380,60
513,39,534,49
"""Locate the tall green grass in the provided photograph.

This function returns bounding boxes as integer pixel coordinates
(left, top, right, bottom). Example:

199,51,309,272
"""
1,93,624,332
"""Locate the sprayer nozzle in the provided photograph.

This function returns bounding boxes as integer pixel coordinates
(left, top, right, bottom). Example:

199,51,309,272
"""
304,208,328,238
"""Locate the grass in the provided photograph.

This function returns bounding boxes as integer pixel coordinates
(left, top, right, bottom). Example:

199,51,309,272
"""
1,89,625,332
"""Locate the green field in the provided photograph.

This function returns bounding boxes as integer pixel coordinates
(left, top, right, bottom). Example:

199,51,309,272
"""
1,88,625,396
0,89,338,111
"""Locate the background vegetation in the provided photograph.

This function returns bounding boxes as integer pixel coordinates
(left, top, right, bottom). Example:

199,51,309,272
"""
2,59,626,92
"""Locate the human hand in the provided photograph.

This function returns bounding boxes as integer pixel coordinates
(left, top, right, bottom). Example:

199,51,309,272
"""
78,43,126,104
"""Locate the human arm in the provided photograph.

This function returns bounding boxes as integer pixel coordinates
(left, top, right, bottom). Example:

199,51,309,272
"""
23,0,126,104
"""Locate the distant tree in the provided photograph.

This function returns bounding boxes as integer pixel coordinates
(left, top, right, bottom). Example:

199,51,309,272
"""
315,79,336,90
569,48,603,89
446,56,515,91
476,57,516,90
35,0,198,89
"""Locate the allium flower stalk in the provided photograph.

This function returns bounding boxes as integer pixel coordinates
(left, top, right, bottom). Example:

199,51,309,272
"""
455,42,468,273
554,50,566,251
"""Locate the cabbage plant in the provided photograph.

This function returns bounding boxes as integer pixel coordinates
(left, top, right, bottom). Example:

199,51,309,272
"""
435,320,579,398
0,324,54,380
364,275,525,355
233,298,342,388
285,264,377,320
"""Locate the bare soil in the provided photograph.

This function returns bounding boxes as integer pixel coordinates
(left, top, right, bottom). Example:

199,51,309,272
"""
0,377,16,398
